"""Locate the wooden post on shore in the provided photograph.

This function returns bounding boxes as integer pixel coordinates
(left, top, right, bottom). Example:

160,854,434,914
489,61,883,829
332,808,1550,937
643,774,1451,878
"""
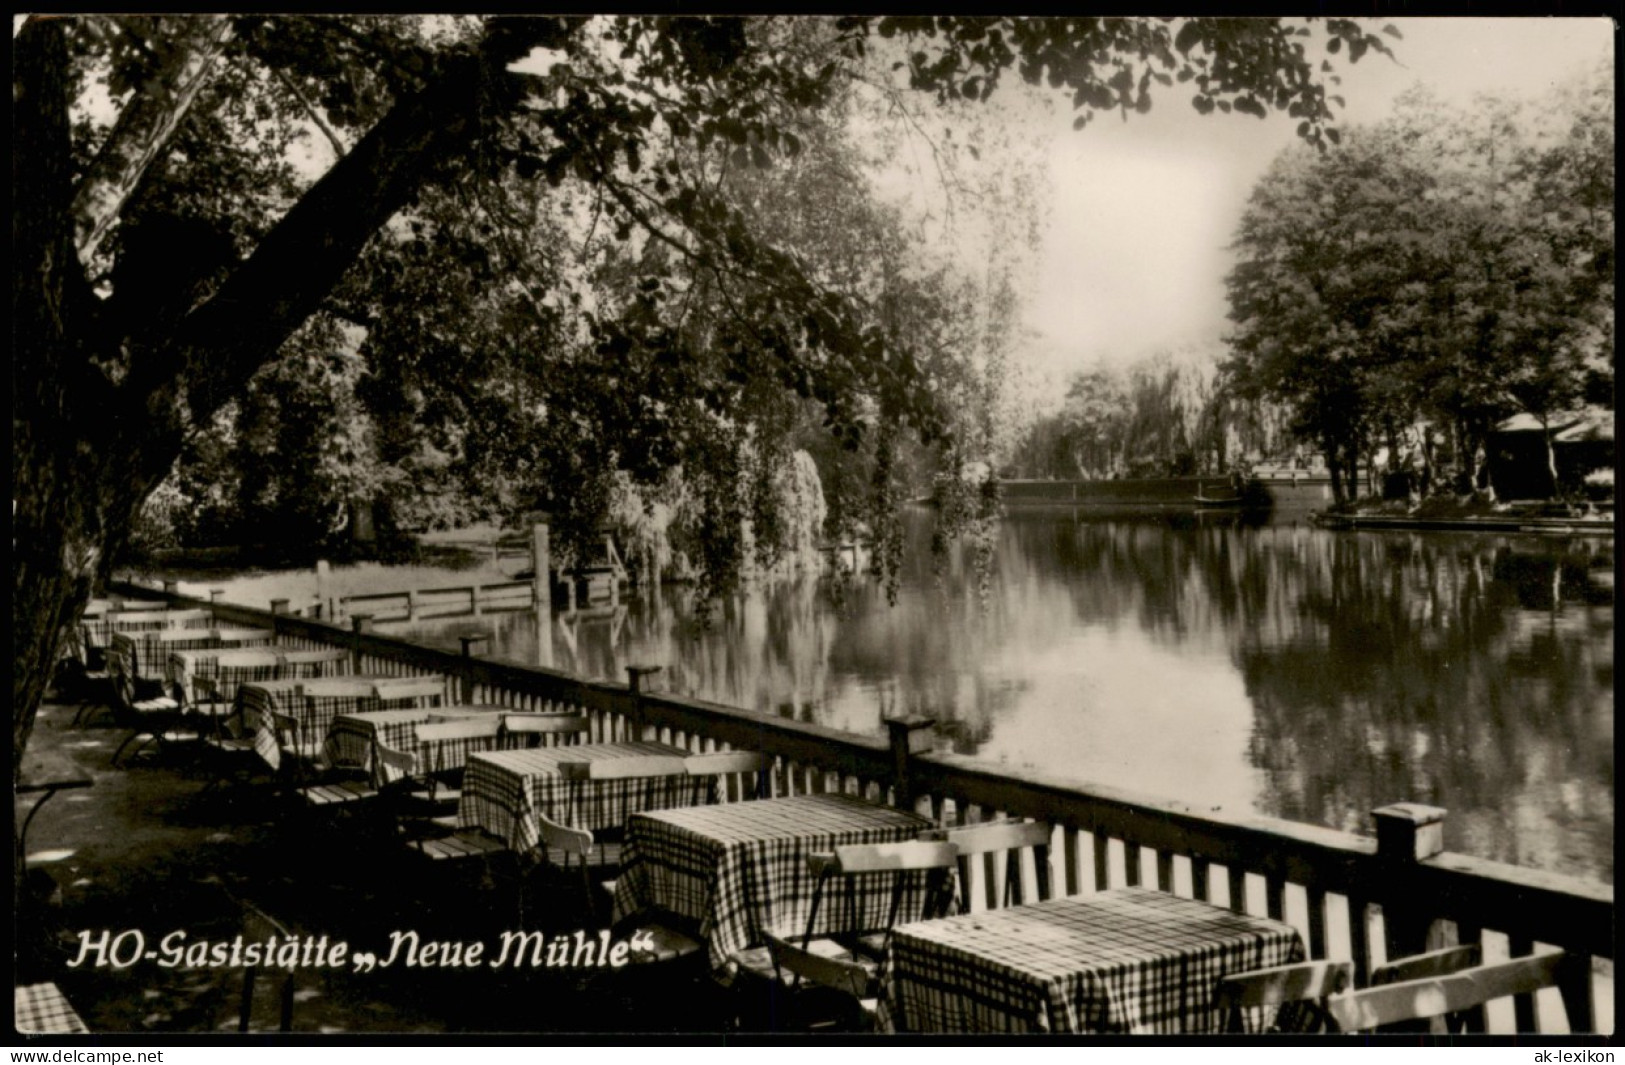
625,665,663,743
315,560,330,615
458,632,490,704
529,513,551,614
885,715,937,812
349,614,373,674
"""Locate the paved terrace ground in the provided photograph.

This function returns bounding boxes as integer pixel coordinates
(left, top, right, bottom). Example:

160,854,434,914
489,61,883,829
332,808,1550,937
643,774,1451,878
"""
14,698,733,1037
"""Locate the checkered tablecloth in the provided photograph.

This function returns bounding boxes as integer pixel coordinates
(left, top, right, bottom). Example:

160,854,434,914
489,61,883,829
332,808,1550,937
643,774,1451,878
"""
169,652,280,707
15,982,90,1034
611,792,936,972
115,631,223,682
325,706,498,786
885,887,1305,1034
239,680,307,770
458,742,691,849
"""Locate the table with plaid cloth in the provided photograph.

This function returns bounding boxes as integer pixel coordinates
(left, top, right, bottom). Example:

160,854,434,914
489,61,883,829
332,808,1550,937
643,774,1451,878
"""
884,886,1305,1034
324,705,500,786
610,792,936,973
458,742,691,849
169,651,281,706
114,631,221,682
15,982,90,1034
238,680,308,770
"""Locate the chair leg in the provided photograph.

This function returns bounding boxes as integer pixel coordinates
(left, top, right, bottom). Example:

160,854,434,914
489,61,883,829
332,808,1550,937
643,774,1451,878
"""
111,730,152,767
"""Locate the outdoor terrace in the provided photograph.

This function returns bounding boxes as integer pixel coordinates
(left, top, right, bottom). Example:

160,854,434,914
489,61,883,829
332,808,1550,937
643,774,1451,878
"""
15,582,1615,1037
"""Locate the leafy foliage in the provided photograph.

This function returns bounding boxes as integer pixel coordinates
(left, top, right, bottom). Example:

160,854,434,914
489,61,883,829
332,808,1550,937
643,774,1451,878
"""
1224,66,1613,502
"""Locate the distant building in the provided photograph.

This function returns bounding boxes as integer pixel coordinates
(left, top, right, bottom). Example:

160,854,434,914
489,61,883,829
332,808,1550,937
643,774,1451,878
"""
1487,409,1615,501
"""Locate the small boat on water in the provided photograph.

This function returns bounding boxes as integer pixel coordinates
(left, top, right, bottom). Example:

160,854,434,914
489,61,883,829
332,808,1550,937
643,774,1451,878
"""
1193,483,1247,508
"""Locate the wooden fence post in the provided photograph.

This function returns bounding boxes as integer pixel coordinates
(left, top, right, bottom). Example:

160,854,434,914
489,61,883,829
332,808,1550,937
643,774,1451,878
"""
625,664,663,743
885,715,937,810
1373,803,1447,963
530,513,551,613
350,614,373,674
459,632,490,704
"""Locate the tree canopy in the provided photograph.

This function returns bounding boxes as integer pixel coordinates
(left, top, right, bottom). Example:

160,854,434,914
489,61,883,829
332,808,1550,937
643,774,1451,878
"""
13,14,1393,774
1224,64,1613,503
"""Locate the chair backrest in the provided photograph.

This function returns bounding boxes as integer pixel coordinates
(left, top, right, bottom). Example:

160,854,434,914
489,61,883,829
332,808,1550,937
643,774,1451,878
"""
683,750,773,802
300,678,381,699
212,627,275,643
414,718,503,776
1324,950,1568,1033
557,755,690,782
789,840,958,994
816,840,960,876
164,609,216,629
500,712,591,747
926,819,1052,912
1215,959,1354,1034
298,678,382,740
534,810,594,860
110,599,166,612
763,929,872,1000
1371,944,1483,985
372,676,446,708
212,650,283,670
1367,944,1486,1034
276,649,351,678
374,742,417,780
415,718,504,745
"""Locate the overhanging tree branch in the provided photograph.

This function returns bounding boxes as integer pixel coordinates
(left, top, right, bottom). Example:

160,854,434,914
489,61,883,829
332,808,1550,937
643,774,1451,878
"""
72,14,236,268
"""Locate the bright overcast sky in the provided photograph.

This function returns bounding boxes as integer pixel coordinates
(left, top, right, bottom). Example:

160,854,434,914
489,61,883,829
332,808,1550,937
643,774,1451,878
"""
1006,16,1614,387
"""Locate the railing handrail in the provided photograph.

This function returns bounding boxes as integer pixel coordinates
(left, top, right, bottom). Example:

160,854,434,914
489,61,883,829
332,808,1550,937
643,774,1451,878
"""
107,579,1617,971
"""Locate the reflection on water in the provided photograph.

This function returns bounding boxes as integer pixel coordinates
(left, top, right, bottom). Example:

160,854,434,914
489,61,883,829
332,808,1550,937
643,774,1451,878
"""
343,510,1616,883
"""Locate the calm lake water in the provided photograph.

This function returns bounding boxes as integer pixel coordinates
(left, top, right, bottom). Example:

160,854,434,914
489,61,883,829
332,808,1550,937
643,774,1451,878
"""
174,507,1616,883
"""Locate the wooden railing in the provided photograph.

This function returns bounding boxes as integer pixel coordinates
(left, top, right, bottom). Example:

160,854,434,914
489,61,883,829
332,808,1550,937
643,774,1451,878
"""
111,580,1616,1034
261,581,535,624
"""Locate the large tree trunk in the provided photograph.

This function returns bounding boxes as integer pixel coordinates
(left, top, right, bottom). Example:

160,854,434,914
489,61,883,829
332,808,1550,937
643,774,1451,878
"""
13,19,98,783
12,17,550,780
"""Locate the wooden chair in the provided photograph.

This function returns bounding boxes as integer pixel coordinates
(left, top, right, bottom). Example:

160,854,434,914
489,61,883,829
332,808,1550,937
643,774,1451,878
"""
498,712,591,748
1324,949,1572,1033
106,643,193,766
66,622,117,727
736,840,959,1032
179,649,282,736
558,754,691,859
1215,959,1354,1033
297,741,414,819
683,750,773,805
408,717,504,811
279,678,381,787
925,818,1053,913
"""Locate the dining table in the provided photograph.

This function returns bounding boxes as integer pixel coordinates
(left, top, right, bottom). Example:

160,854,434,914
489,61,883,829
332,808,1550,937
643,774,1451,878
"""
883,886,1306,1034
324,704,504,786
610,792,937,973
458,741,693,851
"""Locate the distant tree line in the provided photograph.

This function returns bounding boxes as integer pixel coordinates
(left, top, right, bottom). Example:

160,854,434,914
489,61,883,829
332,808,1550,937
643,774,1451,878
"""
1224,66,1613,504
1001,348,1294,481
